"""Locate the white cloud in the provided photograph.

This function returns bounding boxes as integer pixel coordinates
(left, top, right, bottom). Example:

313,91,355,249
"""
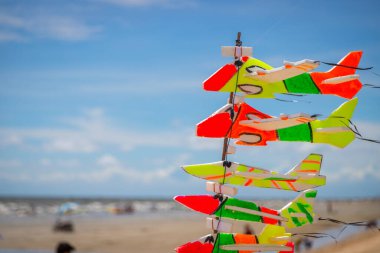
328,164,380,182
43,138,98,153
27,16,101,41
0,160,22,169
0,133,24,147
0,108,214,153
0,31,25,42
0,153,188,184
0,13,24,27
0,12,100,41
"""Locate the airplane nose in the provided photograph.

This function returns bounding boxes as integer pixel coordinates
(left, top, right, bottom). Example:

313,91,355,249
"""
174,195,220,215
196,113,232,138
279,242,294,253
203,64,237,91
175,241,214,253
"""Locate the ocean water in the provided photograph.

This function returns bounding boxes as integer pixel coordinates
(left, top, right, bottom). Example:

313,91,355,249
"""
0,197,184,219
0,250,50,253
0,251,90,253
0,196,294,219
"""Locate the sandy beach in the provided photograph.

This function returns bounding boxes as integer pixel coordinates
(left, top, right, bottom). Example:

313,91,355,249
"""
0,199,379,253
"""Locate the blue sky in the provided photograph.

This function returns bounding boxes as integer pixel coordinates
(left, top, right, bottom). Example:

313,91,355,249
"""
0,0,379,199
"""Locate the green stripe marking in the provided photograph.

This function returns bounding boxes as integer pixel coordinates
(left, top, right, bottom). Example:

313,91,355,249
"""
284,73,320,94
305,191,317,198
213,234,237,253
297,202,313,223
288,207,302,227
215,198,262,222
277,124,312,142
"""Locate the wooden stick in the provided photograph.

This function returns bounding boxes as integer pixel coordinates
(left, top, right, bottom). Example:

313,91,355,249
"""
221,32,241,161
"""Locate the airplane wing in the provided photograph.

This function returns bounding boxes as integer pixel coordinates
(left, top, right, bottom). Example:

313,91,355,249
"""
246,59,319,83
182,161,272,181
239,113,316,131
220,244,292,251
223,205,287,222
234,171,298,181
182,161,314,191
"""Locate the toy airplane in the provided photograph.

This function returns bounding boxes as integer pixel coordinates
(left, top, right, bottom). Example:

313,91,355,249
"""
176,225,294,253
197,97,358,148
175,189,317,229
204,51,363,99
182,154,325,191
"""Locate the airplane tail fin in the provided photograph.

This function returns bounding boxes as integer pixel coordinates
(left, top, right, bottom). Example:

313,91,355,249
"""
258,225,289,244
329,97,358,119
286,154,323,176
310,98,358,148
327,51,362,76
279,190,317,229
311,51,363,99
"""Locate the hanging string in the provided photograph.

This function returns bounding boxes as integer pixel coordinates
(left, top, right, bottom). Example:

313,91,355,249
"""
247,61,373,74
292,232,338,244
313,114,380,144
293,218,380,244
215,60,241,236
215,34,244,252
319,61,373,70
224,68,240,162
282,93,307,97
340,117,380,144
274,98,311,103
327,116,363,137
319,61,380,92
318,217,380,230
356,136,380,144
334,117,380,144
318,217,380,240
371,70,380,77
364,83,380,89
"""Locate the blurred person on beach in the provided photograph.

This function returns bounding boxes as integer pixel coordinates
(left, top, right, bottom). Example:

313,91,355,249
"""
366,219,378,229
56,242,75,253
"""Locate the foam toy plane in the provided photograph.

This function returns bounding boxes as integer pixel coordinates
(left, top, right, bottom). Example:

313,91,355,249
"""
197,97,358,148
204,51,363,99
176,225,294,253
175,189,317,229
182,154,325,191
